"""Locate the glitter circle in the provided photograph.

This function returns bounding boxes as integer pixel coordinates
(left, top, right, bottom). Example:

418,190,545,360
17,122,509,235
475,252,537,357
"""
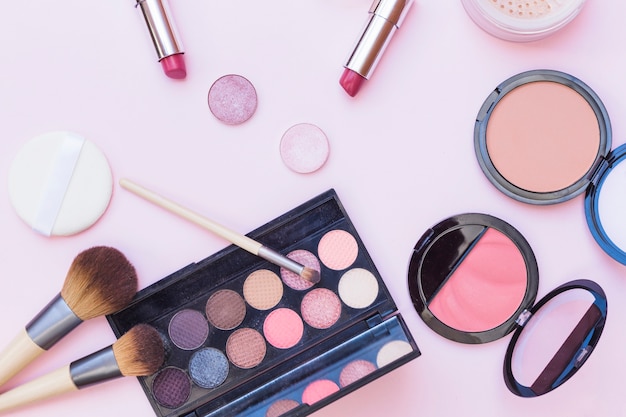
189,348,229,389
205,289,246,330
226,328,267,369
243,269,284,310
280,250,320,291
280,123,330,174
168,309,209,350
339,359,377,387
318,229,358,270
208,74,257,125
263,308,304,349
152,367,191,409
301,288,342,329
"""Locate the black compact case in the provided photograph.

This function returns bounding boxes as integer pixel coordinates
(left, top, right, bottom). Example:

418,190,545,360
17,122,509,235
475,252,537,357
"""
107,189,420,417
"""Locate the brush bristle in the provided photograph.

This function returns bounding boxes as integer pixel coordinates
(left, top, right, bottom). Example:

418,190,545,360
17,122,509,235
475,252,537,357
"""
60,246,138,320
112,324,165,377
300,267,320,284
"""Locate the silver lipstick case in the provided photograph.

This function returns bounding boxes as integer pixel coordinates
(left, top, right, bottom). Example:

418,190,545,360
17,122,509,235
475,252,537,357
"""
136,0,184,60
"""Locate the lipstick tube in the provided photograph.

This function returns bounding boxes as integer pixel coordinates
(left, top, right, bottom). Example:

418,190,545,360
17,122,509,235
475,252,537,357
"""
340,0,413,97
136,0,187,79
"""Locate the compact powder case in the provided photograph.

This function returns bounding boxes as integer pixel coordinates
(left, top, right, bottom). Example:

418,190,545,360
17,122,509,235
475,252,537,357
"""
474,69,626,264
108,189,420,417
408,213,607,397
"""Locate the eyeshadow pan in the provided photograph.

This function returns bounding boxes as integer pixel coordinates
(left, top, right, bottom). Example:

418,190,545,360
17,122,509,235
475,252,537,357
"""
318,230,358,270
427,227,528,333
302,379,340,405
206,289,246,330
280,123,330,174
376,340,414,368
263,308,304,349
339,360,377,387
207,74,257,125
280,250,320,291
243,269,284,310
485,81,600,193
152,367,191,409
189,348,229,389
265,399,300,417
168,309,209,350
338,268,379,309
301,288,342,329
226,328,267,369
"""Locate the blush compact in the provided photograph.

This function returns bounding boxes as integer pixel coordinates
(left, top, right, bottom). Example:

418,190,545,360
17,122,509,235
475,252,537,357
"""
408,213,607,397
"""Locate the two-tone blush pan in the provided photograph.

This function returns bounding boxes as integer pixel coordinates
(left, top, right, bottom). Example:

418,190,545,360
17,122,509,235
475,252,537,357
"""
108,189,420,417
408,213,607,397
474,69,626,265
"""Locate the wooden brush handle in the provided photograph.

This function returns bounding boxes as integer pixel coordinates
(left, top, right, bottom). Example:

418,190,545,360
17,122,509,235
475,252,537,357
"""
0,365,77,413
0,329,45,388
120,179,263,254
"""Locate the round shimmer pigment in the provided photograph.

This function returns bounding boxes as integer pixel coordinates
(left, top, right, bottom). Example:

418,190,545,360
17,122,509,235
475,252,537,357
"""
302,379,340,405
168,309,209,350
243,269,284,310
205,289,246,330
339,359,377,387
301,288,342,329
318,229,358,270
208,74,257,125
226,328,266,369
376,340,414,367
280,250,321,291
427,227,528,332
263,308,304,349
265,399,300,417
152,367,191,409
485,81,600,193
280,123,330,174
189,348,229,389
337,268,379,309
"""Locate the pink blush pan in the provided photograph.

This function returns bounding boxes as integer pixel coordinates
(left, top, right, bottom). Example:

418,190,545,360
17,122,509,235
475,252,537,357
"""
428,227,528,332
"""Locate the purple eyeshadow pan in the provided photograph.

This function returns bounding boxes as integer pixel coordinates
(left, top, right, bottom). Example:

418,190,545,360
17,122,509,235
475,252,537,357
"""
280,249,320,291
152,367,191,409
207,74,258,125
168,309,209,350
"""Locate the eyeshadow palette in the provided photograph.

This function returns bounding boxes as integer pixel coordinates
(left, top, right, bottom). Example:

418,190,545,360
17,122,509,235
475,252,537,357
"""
408,213,607,397
107,189,420,417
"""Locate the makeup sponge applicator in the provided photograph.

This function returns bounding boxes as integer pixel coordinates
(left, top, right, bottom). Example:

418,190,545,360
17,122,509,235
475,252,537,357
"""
0,246,138,389
0,324,164,414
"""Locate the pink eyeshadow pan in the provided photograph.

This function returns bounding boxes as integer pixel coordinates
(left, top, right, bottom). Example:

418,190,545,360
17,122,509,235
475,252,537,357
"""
428,227,528,332
339,359,377,387
280,123,330,174
485,81,600,193
280,249,320,291
302,379,340,405
301,288,342,329
318,230,358,270
263,308,304,349
265,399,300,417
208,74,257,125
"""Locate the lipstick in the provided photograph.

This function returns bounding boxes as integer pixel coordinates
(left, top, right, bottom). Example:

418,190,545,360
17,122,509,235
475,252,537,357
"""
136,0,186,79
340,0,413,97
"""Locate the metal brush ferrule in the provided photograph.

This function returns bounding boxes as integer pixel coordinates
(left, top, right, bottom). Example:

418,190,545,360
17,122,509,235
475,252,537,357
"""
136,0,184,60
257,246,304,275
344,0,413,78
26,294,82,350
70,346,122,389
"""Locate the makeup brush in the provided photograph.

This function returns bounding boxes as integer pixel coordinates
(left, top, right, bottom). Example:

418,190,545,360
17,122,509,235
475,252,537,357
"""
0,324,164,413
0,246,138,388
119,178,321,284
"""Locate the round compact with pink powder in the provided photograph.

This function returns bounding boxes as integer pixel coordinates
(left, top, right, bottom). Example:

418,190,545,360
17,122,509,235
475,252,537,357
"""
408,213,607,397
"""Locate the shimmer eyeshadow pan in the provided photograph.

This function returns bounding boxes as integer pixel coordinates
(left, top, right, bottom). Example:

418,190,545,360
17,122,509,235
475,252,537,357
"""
108,189,420,417
408,213,607,397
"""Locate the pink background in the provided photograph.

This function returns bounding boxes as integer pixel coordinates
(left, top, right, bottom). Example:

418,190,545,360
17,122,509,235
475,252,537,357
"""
1,1,625,416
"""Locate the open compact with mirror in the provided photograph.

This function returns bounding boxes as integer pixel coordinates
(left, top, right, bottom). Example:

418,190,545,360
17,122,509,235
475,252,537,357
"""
407,213,607,397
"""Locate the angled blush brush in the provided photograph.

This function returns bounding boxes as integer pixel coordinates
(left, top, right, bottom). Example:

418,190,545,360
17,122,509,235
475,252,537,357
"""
119,178,321,284
0,324,164,414
0,246,138,389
